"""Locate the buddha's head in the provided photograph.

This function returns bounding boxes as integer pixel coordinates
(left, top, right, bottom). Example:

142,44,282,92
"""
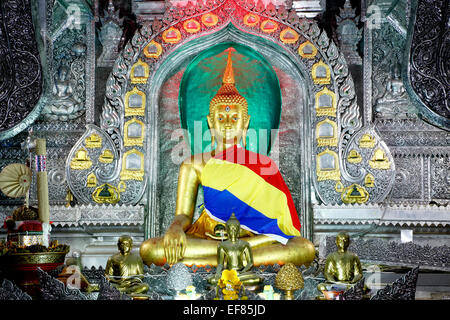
57,66,69,81
392,62,402,80
207,48,250,148
335,232,350,253
118,235,133,255
226,213,241,242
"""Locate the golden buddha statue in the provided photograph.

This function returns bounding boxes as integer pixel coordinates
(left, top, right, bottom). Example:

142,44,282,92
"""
105,235,149,295
317,232,363,294
140,47,315,268
207,213,263,286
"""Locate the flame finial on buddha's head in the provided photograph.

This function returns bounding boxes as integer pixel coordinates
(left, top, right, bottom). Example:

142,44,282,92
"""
209,48,248,121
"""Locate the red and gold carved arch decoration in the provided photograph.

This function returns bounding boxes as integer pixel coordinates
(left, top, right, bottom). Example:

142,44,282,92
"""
127,0,343,91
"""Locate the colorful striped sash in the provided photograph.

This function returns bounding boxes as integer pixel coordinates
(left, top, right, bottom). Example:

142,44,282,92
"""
201,145,301,244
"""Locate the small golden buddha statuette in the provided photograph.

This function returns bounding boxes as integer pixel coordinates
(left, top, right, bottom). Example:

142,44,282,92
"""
347,149,362,164
85,133,102,149
207,213,263,288
317,232,363,300
359,134,376,149
105,235,149,296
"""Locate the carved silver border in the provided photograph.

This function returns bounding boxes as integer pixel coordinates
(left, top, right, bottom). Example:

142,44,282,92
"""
0,204,144,227
402,0,450,131
0,98,45,141
85,18,96,124
362,0,372,126
0,0,44,141
314,203,450,227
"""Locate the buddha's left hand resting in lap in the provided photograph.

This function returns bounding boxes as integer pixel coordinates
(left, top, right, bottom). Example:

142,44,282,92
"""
140,48,315,267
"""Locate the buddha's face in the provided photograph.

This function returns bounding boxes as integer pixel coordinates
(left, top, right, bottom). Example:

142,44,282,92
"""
58,67,69,81
336,233,349,252
226,221,240,241
207,104,250,145
118,238,132,255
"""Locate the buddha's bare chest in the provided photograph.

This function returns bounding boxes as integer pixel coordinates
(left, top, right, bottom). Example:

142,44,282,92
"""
221,243,246,261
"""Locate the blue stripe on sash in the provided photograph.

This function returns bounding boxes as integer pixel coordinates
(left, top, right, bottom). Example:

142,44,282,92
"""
203,186,294,242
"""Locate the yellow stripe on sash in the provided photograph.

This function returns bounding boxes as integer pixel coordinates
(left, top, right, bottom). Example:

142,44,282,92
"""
201,158,301,237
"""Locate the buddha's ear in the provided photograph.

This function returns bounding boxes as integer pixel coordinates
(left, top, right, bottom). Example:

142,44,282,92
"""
242,115,250,149
207,115,215,148
207,114,213,129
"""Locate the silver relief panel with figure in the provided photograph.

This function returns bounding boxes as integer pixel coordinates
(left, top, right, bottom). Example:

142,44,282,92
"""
39,0,93,121
26,0,97,206
365,0,450,205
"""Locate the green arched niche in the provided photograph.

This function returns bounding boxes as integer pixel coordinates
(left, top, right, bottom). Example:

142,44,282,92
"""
179,41,282,155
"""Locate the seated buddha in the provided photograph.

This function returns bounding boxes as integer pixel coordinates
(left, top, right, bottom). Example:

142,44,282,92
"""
380,69,407,103
317,232,363,294
44,66,82,121
140,47,315,267
207,213,263,286
105,235,149,295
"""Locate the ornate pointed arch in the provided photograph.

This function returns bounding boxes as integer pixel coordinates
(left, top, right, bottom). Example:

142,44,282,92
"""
66,0,395,238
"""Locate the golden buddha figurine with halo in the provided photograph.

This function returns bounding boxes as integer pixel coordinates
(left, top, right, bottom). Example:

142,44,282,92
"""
140,47,315,267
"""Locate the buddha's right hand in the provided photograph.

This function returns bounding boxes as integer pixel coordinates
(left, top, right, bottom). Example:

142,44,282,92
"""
163,225,187,264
